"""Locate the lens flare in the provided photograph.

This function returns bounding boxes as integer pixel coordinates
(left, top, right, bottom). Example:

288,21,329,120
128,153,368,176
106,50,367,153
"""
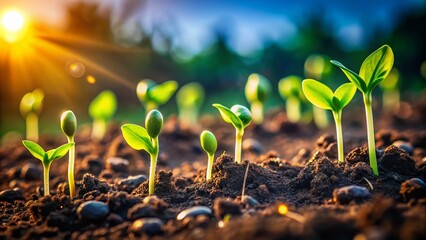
1,10,27,43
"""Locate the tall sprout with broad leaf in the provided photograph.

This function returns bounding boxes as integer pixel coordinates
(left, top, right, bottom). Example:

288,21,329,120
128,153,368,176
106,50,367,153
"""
245,73,271,124
20,89,44,142
60,110,77,197
379,68,400,113
22,140,74,196
176,82,204,126
137,79,178,112
121,109,163,195
200,130,217,181
331,45,394,175
213,104,252,163
89,90,117,140
278,76,304,123
302,80,356,162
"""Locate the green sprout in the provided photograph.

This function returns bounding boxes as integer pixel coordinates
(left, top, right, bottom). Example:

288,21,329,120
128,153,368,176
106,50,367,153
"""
60,110,77,198
137,79,178,112
302,80,356,162
22,140,74,196
121,109,163,195
278,76,304,123
20,89,44,142
89,90,117,140
331,45,394,175
379,68,400,113
200,130,217,181
213,104,252,163
176,82,205,126
245,73,272,124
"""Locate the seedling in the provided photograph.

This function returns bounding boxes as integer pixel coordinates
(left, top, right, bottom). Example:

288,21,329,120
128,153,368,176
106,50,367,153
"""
245,73,272,124
60,110,77,198
200,130,217,181
213,104,252,163
22,140,74,196
20,89,44,142
331,45,394,175
89,90,117,140
137,79,178,112
176,82,205,126
302,79,356,162
379,68,400,113
121,109,163,195
278,76,304,123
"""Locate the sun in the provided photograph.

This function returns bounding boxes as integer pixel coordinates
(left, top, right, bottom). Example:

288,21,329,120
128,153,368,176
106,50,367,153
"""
1,9,27,43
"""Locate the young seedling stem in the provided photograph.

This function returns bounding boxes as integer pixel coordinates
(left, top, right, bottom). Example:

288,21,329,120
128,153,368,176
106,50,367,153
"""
200,130,217,181
20,89,44,142
245,73,271,124
363,93,378,175
61,110,77,198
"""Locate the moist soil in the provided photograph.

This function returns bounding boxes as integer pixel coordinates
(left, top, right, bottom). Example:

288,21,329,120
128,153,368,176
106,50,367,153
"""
0,102,425,239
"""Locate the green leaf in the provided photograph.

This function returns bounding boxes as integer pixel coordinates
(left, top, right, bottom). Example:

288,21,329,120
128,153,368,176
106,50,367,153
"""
359,45,394,91
136,79,156,102
212,104,243,130
230,105,252,129
149,80,178,105
121,124,154,154
22,140,45,161
333,83,357,109
61,110,77,138
176,82,205,108
200,130,217,156
145,109,163,138
89,90,117,121
245,73,271,103
330,60,366,92
49,143,75,161
302,79,334,110
278,75,303,99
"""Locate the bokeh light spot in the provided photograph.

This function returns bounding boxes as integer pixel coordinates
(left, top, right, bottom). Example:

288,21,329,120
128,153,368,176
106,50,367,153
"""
66,61,86,78
86,75,96,84
278,204,288,215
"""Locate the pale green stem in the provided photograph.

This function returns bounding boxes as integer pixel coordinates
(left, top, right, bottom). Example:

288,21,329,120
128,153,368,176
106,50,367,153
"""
91,119,106,140
26,112,39,142
43,162,51,196
235,129,244,163
286,97,301,123
251,102,264,125
332,111,344,163
145,102,158,112
179,108,198,125
363,93,379,176
313,106,329,129
206,153,214,181
383,90,400,113
149,137,159,195
67,136,76,198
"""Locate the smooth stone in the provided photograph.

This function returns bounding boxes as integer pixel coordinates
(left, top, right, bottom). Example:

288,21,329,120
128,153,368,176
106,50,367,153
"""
0,189,25,202
176,206,212,221
242,138,263,154
106,157,129,172
127,203,156,220
77,201,110,221
241,195,260,207
333,185,371,204
131,218,163,236
20,163,41,180
392,140,414,155
400,178,426,201
117,175,147,192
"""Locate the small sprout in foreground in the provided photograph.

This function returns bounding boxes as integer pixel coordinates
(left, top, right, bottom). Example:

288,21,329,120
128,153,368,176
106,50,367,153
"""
278,76,305,123
379,68,400,113
331,45,394,176
20,89,44,142
60,110,77,198
277,204,305,223
176,82,205,126
22,140,74,196
302,79,357,162
245,73,272,124
137,79,178,112
89,90,117,140
213,104,252,163
200,130,217,181
121,109,163,195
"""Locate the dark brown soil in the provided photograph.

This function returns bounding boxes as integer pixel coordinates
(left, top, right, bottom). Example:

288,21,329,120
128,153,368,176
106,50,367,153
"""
0,102,425,239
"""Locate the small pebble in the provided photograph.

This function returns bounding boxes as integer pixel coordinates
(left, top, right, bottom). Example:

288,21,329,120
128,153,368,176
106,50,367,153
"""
333,185,371,204
0,189,25,202
392,140,414,155
241,195,260,207
243,138,263,154
106,157,129,173
127,203,156,220
400,178,426,201
116,175,147,192
107,213,124,226
20,163,41,180
177,206,212,221
77,201,110,221
131,218,163,236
